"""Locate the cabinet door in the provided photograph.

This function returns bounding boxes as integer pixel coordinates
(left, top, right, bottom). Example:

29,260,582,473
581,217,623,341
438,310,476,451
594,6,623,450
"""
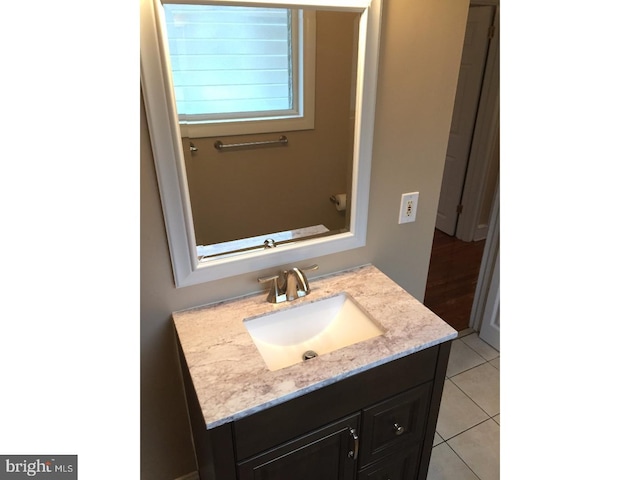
237,413,360,480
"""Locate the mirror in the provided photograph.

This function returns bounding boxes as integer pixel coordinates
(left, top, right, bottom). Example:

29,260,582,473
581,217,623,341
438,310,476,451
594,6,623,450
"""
140,0,382,286
176,6,358,254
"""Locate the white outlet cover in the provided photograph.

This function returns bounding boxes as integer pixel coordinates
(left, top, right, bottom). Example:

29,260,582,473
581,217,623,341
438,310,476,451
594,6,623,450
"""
399,192,419,224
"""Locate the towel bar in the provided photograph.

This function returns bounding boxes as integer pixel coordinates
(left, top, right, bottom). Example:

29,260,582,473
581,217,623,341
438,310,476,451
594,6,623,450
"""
214,135,288,151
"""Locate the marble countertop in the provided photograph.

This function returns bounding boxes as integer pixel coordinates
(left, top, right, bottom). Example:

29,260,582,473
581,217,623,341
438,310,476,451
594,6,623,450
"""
172,264,457,429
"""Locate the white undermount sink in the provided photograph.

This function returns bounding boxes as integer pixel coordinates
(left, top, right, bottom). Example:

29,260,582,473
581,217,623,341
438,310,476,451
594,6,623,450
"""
243,293,385,371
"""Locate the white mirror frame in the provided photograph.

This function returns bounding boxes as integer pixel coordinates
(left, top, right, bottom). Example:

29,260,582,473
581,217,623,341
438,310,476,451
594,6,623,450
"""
140,0,382,287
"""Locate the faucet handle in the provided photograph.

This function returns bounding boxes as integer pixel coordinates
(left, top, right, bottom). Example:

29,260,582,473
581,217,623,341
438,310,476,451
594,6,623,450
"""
258,273,287,303
286,264,319,300
257,273,279,283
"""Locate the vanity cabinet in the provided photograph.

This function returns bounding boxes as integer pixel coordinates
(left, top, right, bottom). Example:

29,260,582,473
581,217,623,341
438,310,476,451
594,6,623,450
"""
178,340,452,480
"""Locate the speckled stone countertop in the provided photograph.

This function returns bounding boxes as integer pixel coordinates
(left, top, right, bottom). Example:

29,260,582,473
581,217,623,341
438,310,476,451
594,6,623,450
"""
173,264,457,429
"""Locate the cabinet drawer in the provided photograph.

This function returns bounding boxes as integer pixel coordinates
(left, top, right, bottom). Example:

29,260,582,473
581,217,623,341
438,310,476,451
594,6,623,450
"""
358,446,419,480
359,383,431,466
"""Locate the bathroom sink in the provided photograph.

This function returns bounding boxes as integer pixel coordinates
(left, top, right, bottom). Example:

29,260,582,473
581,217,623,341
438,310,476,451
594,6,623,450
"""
244,293,384,371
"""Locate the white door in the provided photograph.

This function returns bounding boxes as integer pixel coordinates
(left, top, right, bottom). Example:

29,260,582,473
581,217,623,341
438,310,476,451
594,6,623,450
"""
479,246,499,350
471,179,499,350
436,6,494,235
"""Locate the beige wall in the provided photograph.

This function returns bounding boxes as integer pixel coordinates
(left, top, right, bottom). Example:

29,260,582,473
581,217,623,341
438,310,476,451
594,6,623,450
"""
140,0,469,478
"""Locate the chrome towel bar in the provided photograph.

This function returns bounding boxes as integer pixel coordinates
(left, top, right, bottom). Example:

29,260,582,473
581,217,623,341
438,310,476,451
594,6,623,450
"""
214,135,288,151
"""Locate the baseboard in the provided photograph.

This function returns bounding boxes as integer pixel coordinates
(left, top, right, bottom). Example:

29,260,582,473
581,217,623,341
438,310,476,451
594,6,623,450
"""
473,224,488,241
456,328,476,339
175,472,199,480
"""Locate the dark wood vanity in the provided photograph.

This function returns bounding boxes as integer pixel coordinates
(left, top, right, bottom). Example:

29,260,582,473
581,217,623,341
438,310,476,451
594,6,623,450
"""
172,265,456,479
178,340,452,480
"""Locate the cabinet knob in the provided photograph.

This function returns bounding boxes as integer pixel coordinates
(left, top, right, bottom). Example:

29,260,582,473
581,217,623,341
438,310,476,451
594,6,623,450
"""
393,423,405,435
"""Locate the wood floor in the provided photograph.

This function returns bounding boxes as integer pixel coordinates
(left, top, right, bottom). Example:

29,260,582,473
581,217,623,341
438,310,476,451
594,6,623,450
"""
423,229,486,332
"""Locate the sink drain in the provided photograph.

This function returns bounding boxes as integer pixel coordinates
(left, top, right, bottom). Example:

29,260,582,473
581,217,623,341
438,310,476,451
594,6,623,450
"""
302,350,318,361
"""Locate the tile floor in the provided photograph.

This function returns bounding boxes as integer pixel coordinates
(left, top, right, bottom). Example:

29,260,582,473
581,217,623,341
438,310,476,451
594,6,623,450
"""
427,330,500,480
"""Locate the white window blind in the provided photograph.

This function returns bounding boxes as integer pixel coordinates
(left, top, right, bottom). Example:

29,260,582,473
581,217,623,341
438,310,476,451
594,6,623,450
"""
163,4,300,123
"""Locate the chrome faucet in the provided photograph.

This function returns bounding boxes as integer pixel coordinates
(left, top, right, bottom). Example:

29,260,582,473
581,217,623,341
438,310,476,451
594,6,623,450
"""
258,264,319,303
285,267,311,301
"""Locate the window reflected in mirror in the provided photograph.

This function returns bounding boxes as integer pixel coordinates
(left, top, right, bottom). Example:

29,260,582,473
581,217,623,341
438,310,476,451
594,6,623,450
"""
163,4,315,136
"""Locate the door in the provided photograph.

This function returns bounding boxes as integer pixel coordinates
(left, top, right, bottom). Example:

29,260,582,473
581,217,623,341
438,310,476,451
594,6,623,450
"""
472,182,500,351
436,6,494,235
237,414,360,480
479,246,499,350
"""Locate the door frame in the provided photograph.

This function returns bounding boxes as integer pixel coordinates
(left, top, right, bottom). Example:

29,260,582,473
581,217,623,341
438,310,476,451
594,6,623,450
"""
456,1,500,242
479,244,500,350
470,178,499,336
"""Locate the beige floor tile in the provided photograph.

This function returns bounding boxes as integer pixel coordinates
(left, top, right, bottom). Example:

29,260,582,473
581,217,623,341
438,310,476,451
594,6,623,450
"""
427,443,480,480
492,414,499,425
446,339,486,377
448,419,500,480
461,333,499,361
489,357,500,370
450,362,500,417
433,432,444,446
436,380,489,440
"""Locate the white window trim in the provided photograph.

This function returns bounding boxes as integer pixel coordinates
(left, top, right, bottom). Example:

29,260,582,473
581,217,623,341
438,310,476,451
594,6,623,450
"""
161,7,316,138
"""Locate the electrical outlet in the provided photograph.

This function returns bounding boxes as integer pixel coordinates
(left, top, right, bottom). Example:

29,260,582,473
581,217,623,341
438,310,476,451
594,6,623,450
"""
399,192,419,224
